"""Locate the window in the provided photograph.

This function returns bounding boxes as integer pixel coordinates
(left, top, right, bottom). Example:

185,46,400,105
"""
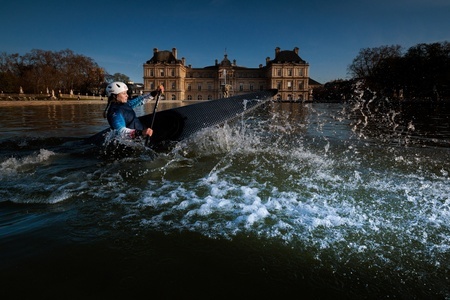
239,83,244,91
159,69,164,76
298,81,304,89
287,81,292,88
198,84,202,91
171,69,175,76
150,69,154,77
198,95,203,100
288,69,292,76
277,69,281,76
187,84,191,91
171,82,176,89
208,95,212,100
171,94,176,100
250,83,254,91
187,95,192,100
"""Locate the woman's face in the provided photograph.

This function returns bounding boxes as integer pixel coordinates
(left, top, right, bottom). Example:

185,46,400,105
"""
116,91,128,103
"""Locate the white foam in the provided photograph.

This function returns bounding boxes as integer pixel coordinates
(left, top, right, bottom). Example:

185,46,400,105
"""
122,123,450,277
0,149,55,179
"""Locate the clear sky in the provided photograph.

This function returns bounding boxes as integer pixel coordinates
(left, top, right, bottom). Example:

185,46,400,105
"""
2,0,449,84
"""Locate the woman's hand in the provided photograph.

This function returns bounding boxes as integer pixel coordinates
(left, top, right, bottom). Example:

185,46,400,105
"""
143,128,153,137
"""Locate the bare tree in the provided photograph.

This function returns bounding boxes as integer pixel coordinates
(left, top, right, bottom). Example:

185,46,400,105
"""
348,45,403,79
106,72,131,83
0,49,108,95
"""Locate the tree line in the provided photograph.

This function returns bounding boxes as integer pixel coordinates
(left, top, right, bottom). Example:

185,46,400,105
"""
314,41,450,101
0,49,130,95
2,43,449,100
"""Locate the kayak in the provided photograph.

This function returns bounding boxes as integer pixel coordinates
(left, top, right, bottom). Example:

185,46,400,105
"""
87,89,278,150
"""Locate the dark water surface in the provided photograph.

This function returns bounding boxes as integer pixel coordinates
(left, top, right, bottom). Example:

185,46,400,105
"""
1,99,450,299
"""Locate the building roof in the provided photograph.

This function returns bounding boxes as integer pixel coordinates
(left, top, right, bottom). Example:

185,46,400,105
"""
220,54,232,67
202,54,252,70
269,47,306,64
146,50,181,64
309,78,322,86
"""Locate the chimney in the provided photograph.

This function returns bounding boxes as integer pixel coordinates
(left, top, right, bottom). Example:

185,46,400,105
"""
172,48,177,58
294,47,299,55
153,48,158,54
275,47,280,56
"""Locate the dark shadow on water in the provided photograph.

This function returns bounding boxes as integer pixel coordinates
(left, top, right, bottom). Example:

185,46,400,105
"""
0,230,443,299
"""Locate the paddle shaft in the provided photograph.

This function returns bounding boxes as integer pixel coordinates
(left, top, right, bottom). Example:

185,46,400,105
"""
145,90,161,147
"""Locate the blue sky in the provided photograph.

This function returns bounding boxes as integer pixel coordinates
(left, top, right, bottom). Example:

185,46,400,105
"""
2,0,449,84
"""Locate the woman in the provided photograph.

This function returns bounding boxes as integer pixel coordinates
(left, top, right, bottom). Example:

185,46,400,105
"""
103,82,164,139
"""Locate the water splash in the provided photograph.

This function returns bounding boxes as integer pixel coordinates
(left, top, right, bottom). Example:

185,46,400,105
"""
0,149,56,179
1,101,449,297
72,104,442,297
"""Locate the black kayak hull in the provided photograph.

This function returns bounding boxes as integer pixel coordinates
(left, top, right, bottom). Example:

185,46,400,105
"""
87,89,278,149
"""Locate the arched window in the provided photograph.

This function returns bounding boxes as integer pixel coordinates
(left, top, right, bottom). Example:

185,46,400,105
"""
198,95,203,100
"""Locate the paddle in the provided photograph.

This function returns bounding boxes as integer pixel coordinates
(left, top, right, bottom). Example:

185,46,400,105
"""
144,89,162,147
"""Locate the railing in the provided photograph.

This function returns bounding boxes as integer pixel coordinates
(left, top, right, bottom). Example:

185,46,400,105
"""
0,93,105,101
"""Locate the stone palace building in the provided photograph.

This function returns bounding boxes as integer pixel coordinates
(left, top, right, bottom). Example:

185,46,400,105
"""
142,47,320,101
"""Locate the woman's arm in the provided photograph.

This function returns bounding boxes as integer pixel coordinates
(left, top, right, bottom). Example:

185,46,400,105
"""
128,86,164,108
127,93,153,109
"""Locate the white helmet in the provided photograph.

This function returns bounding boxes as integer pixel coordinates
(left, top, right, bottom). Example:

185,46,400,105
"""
106,82,128,96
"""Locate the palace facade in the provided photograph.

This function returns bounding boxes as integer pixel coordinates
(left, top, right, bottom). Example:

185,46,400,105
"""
143,47,319,101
